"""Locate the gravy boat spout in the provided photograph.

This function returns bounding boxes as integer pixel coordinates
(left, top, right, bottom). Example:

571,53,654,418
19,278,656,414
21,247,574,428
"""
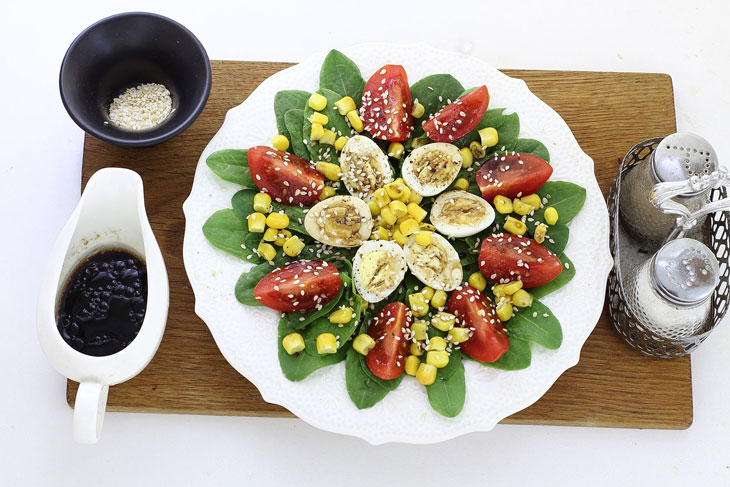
36,168,169,444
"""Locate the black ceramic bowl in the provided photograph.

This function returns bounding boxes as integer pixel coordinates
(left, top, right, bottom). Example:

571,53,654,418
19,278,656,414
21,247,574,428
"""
60,12,211,147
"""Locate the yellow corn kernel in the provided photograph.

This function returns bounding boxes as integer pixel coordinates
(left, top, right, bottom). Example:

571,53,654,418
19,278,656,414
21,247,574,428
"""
496,301,513,322
493,195,513,214
274,229,292,247
470,141,486,159
419,222,436,232
534,223,548,244
308,92,327,111
492,284,506,298
431,290,447,309
310,122,324,141
412,101,425,118
513,198,532,216
432,312,456,331
330,307,353,324
319,186,336,200
388,142,405,159
406,203,427,222
512,289,533,308
271,135,289,151
409,191,423,204
392,228,409,245
316,161,342,181
334,96,356,115
353,334,376,355
400,218,420,236
416,363,437,385
309,112,329,125
426,350,449,369
479,127,499,147
257,242,277,262
503,216,527,236
397,186,412,203
389,200,408,218
385,179,407,199
367,200,381,217
381,206,397,226
415,231,433,246
453,178,470,191
263,227,279,242
371,226,389,240
410,342,424,357
545,207,559,225
266,212,289,229
428,336,447,351
460,147,474,168
468,272,487,291
373,188,391,208
282,333,305,355
405,355,421,376
503,280,523,295
409,293,429,317
420,287,435,301
320,129,336,146
253,192,272,213
334,136,348,151
411,320,429,341
346,110,364,132
448,327,470,344
316,333,338,354
283,235,305,257
521,193,541,210
247,212,266,233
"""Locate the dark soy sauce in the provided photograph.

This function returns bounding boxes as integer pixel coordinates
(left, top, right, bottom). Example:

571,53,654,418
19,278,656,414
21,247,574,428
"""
56,249,147,356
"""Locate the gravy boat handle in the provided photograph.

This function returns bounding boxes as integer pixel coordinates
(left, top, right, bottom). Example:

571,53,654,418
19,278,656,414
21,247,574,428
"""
73,382,109,444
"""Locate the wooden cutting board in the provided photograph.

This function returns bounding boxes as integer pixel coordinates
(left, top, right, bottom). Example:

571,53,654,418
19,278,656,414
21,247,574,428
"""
69,61,691,429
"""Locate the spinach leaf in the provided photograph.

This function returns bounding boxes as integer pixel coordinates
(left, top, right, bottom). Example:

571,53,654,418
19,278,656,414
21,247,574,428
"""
536,181,586,224
284,109,310,159
513,138,550,162
455,108,520,151
524,220,569,255
278,316,346,381
475,337,532,371
202,209,261,263
274,90,310,142
507,298,562,350
231,189,308,235
345,347,403,409
409,74,465,139
303,88,354,164
531,253,575,299
234,262,274,306
206,149,255,188
319,49,365,105
426,349,466,417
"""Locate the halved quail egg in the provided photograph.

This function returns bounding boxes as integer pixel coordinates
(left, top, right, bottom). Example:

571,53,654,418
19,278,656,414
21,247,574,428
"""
304,195,373,247
401,143,462,196
339,135,393,199
430,190,495,238
352,240,407,303
403,232,463,291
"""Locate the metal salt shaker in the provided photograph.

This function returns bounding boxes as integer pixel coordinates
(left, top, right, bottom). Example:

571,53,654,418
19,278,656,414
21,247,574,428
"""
622,238,719,339
619,133,718,242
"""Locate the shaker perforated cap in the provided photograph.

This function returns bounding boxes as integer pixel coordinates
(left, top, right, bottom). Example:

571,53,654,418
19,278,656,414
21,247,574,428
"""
652,238,719,305
651,133,717,185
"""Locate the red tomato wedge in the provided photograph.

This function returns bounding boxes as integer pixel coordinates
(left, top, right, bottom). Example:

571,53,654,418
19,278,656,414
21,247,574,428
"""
448,285,509,362
479,234,563,288
365,302,412,380
360,65,413,142
253,260,341,312
422,85,490,143
475,153,552,202
247,146,324,207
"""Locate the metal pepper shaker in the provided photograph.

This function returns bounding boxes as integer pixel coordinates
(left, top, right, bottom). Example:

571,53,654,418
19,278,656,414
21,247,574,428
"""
622,238,719,339
619,133,718,242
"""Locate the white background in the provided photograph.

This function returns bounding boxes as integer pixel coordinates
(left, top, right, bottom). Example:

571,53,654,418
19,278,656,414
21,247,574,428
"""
2,0,729,485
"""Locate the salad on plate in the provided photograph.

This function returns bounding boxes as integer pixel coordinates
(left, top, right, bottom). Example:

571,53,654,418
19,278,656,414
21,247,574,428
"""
201,49,586,418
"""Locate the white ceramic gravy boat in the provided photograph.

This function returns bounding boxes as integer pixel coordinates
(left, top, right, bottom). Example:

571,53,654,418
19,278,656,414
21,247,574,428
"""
37,168,168,443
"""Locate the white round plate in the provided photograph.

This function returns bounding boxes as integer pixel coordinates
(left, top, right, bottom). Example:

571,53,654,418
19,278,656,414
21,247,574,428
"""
182,43,612,444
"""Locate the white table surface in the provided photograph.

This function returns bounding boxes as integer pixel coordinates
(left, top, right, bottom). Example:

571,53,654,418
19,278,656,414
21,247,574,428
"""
2,0,730,484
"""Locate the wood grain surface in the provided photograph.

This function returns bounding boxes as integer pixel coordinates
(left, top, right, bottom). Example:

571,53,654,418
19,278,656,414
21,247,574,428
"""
69,61,691,429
